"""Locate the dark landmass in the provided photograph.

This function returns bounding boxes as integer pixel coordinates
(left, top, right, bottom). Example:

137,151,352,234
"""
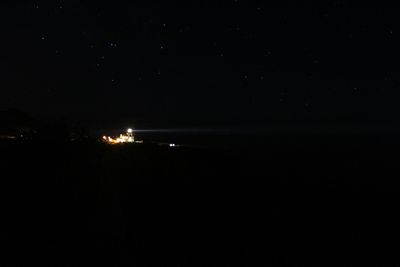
2,132,400,266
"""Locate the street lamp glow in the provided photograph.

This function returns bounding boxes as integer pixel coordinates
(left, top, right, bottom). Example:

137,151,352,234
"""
127,128,133,133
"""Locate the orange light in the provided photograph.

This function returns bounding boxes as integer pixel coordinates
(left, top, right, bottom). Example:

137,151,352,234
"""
102,129,135,145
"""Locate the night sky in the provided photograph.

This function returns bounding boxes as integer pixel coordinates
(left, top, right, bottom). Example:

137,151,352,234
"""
2,2,400,128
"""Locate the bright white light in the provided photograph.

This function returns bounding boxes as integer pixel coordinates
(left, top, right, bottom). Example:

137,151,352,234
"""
102,129,136,145
169,143,176,147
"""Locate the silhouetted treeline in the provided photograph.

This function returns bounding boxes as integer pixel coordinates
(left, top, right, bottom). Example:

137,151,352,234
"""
0,108,90,142
0,108,35,136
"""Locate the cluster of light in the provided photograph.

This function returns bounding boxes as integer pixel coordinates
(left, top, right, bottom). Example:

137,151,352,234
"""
169,143,176,147
102,129,135,145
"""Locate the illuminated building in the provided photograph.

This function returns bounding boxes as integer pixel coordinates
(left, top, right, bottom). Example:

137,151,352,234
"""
102,128,136,144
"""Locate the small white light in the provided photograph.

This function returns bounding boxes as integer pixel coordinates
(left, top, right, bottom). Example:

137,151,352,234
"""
169,143,176,147
127,128,133,133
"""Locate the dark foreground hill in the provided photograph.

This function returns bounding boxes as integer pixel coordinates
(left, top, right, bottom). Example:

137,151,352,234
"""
2,137,400,266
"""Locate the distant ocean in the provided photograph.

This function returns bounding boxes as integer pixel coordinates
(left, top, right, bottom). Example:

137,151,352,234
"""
95,126,400,148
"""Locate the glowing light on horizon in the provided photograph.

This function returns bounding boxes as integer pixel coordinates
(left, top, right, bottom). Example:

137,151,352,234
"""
102,128,136,144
